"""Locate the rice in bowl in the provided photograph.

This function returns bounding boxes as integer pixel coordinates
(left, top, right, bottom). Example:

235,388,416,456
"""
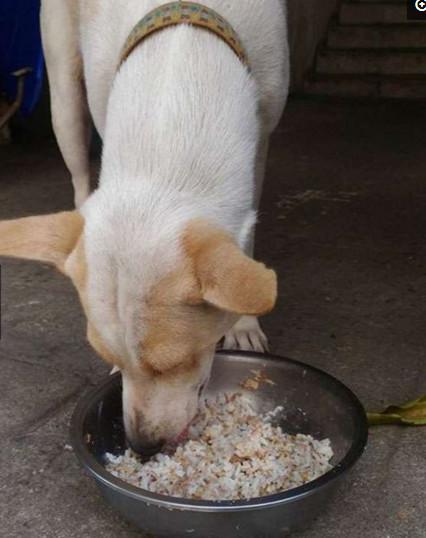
105,393,333,501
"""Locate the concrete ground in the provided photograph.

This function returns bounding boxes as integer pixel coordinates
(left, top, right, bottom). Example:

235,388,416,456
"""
1,98,425,538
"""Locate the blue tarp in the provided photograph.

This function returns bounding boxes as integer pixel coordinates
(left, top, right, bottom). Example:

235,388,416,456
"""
0,0,44,116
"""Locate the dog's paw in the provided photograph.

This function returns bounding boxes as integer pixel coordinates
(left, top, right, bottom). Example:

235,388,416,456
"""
221,316,269,353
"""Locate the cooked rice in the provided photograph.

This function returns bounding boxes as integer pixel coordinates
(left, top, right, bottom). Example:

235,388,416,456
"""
105,393,333,501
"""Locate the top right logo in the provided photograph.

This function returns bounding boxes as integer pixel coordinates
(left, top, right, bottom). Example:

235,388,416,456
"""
415,0,426,12
407,0,426,18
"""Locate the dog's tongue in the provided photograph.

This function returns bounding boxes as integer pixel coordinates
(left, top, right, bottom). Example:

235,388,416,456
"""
175,426,190,444
160,427,191,456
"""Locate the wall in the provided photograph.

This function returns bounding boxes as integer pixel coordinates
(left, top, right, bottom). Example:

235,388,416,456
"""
286,0,340,90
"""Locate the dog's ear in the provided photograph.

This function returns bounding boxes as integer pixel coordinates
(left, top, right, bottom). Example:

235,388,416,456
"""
183,220,277,316
0,211,84,272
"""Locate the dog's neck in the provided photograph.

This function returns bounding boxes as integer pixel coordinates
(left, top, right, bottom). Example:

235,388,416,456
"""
99,24,259,233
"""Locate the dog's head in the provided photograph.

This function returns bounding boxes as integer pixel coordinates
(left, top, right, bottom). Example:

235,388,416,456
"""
0,206,276,454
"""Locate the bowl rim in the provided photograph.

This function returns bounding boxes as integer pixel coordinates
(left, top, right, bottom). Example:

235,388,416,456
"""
70,350,368,512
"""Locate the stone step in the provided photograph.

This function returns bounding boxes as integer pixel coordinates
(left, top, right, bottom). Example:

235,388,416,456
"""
304,74,426,99
317,49,426,75
340,2,418,24
328,24,426,48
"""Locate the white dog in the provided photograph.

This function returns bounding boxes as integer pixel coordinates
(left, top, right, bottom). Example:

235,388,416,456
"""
0,0,289,454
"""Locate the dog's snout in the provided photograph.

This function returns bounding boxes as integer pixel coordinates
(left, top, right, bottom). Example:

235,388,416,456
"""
127,436,165,457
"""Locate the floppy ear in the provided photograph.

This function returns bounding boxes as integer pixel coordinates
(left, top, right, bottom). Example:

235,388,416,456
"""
0,211,84,272
184,221,277,316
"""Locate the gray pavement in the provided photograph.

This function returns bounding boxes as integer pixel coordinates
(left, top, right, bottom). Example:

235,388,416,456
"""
1,98,425,537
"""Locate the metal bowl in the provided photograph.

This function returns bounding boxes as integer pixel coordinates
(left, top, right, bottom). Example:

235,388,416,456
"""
71,351,368,538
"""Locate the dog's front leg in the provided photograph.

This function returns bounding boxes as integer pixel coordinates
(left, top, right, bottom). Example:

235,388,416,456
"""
222,315,269,352
41,0,92,208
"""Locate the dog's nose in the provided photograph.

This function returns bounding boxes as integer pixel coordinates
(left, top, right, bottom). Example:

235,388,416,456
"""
127,437,165,457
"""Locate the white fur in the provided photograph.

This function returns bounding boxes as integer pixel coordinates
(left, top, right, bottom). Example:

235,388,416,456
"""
41,0,289,359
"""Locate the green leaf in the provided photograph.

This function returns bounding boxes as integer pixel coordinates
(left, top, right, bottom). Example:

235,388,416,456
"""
367,395,426,427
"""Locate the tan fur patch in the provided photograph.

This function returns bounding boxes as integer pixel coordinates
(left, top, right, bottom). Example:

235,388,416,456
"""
0,211,83,271
65,236,87,289
140,219,277,375
141,257,232,375
182,219,277,316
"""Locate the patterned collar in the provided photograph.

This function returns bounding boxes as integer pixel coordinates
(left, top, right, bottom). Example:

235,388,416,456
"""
119,1,249,69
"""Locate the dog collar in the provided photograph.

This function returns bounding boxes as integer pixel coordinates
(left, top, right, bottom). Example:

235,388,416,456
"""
119,1,249,68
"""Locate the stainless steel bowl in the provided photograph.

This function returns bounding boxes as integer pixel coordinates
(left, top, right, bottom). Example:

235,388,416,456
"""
71,351,368,538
